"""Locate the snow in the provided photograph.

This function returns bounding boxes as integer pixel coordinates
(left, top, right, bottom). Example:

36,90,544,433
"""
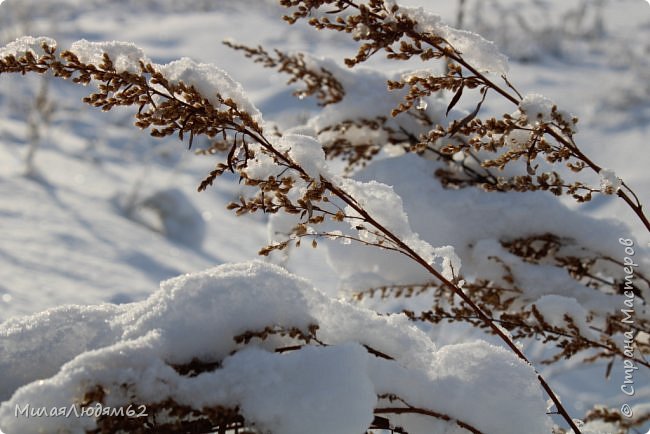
599,168,622,194
397,6,509,75
529,294,598,340
506,128,533,151
68,41,264,124
519,92,556,123
338,177,461,280
0,36,56,59
226,345,375,434
367,340,553,434
324,153,648,307
0,261,550,434
69,39,148,74
0,0,649,432
156,57,263,124
120,187,207,248
283,134,330,180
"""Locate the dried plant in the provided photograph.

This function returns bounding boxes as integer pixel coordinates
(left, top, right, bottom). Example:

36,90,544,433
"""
2,1,648,431
277,0,649,232
0,38,588,433
223,41,345,106
355,232,649,365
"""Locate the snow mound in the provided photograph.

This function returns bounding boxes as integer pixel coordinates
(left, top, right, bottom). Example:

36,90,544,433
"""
323,154,649,317
116,187,207,248
398,6,509,75
0,261,551,434
69,40,148,74
157,57,263,124
0,36,56,59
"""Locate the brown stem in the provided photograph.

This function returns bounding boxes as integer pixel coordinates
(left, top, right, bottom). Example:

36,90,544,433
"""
413,310,650,369
7,42,583,433
339,0,650,233
375,407,483,434
235,121,582,431
323,181,582,433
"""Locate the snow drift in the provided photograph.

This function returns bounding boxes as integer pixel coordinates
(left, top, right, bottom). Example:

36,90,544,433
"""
0,261,552,434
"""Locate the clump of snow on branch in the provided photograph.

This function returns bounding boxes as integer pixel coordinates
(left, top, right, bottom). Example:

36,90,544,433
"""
396,5,509,75
506,128,534,151
243,133,331,183
0,261,551,434
598,168,622,194
69,39,149,74
284,134,331,180
323,154,649,312
0,36,56,59
338,178,461,280
519,93,556,123
157,57,263,124
66,40,263,124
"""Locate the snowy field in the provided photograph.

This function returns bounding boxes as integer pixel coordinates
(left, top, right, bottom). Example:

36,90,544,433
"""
0,0,649,433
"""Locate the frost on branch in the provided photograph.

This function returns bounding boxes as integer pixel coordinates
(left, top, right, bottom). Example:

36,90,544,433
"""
0,262,552,434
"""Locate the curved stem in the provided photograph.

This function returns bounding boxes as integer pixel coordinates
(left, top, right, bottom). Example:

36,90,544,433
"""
375,407,483,434
412,310,650,369
4,40,583,433
237,121,582,432
323,180,582,433
338,0,650,233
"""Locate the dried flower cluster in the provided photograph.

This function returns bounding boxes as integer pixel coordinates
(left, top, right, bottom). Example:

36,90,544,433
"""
277,0,649,231
356,232,649,368
2,1,648,432
0,40,545,434
223,41,345,106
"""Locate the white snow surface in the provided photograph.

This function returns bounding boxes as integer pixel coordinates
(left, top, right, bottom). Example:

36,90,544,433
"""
338,177,461,280
0,36,56,59
69,39,148,74
519,93,556,123
397,5,509,75
157,57,263,124
0,261,551,434
0,0,649,431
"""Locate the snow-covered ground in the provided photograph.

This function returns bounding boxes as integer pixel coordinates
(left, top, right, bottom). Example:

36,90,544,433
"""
0,0,649,432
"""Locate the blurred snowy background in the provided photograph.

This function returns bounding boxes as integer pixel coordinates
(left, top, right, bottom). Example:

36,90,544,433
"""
0,0,649,430
1,0,648,319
